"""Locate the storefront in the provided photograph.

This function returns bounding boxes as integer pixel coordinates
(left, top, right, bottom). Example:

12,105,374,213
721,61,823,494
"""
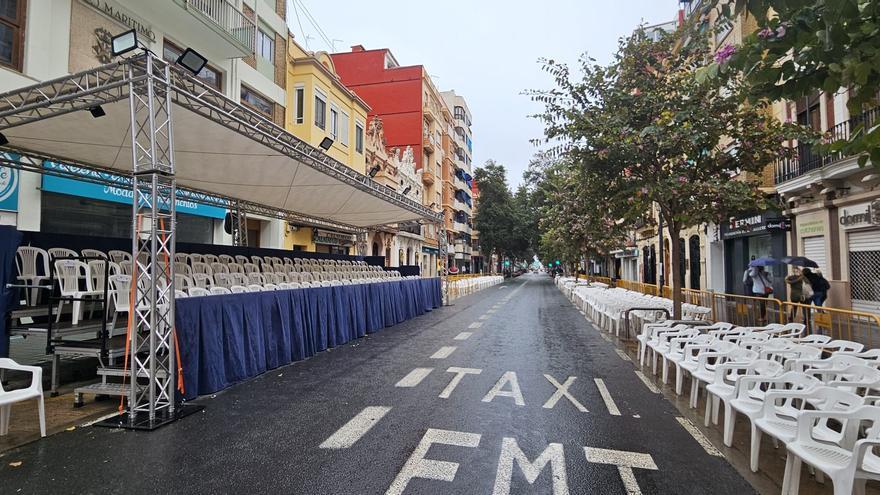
838,199,880,313
40,163,226,243
312,228,355,255
612,247,639,281
721,211,789,296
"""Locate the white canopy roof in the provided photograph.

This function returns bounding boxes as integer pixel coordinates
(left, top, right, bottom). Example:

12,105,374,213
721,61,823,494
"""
0,54,438,230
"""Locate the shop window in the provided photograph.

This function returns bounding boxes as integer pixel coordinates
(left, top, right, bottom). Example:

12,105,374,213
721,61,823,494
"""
241,85,273,119
0,0,26,72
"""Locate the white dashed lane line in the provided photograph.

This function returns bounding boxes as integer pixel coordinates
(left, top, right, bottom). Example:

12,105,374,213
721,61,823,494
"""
675,417,723,457
468,322,483,329
395,368,434,388
319,406,391,449
453,332,472,341
614,348,632,363
479,314,489,320
430,346,458,359
634,371,661,394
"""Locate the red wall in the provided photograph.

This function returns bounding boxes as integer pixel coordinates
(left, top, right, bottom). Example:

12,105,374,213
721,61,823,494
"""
331,49,425,168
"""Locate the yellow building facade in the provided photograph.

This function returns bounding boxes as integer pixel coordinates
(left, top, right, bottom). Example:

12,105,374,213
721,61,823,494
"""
283,37,371,254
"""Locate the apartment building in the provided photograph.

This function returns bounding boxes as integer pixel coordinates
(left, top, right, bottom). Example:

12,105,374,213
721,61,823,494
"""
440,90,475,272
0,0,288,248
282,36,370,254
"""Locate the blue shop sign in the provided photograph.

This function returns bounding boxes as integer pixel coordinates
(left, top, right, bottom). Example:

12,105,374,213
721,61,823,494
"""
41,162,227,219
0,153,20,212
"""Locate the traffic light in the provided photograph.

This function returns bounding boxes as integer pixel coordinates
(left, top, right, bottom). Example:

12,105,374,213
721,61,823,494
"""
547,263,552,267
555,260,560,265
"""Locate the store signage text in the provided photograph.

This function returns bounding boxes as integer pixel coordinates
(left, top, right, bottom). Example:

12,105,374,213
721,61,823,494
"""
839,200,880,229
313,228,355,246
81,0,156,41
765,219,791,232
797,219,825,236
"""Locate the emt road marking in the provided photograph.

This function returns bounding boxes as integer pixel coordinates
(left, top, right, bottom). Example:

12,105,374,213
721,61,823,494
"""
430,346,457,359
395,368,434,388
454,332,473,340
492,438,568,495
386,428,482,495
584,447,658,495
319,406,391,449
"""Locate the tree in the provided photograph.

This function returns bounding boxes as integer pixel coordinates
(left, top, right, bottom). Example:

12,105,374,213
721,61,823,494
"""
473,160,515,272
531,21,796,318
705,0,880,166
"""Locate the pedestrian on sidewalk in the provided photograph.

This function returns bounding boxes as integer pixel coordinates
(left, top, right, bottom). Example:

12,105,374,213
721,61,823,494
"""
802,268,830,307
785,267,810,321
742,256,757,295
745,265,773,322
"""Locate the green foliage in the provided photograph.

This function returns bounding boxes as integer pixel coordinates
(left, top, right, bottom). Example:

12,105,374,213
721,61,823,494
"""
530,19,796,316
705,0,880,166
472,160,536,266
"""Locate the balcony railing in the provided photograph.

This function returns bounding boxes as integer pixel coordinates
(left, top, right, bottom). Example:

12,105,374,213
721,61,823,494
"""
775,107,880,184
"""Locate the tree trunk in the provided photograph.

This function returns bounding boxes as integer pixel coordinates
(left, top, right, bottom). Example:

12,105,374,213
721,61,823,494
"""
669,223,683,320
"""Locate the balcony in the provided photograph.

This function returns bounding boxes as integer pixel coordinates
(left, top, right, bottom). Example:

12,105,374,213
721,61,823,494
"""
423,133,435,153
178,0,256,57
453,222,470,233
775,107,880,184
421,167,435,186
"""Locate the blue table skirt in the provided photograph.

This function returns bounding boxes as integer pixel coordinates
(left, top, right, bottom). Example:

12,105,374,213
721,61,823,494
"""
176,277,441,400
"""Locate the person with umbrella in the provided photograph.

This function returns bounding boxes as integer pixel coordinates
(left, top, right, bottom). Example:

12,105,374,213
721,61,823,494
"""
784,266,808,322
780,256,828,307
744,257,776,322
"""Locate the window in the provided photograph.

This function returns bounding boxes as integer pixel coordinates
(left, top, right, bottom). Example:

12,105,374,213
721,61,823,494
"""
314,91,326,129
0,0,25,71
294,87,304,124
257,29,274,62
329,106,338,140
164,41,222,90
355,122,364,153
339,111,350,146
241,85,273,118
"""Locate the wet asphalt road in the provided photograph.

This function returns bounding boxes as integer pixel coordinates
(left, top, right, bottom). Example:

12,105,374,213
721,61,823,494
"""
0,274,757,494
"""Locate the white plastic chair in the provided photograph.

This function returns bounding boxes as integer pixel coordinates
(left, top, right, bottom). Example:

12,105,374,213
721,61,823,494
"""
230,285,249,294
247,284,264,292
48,247,77,260
0,358,45,438
248,272,266,285
218,254,235,264
213,273,233,288
107,275,131,332
234,255,249,265
263,283,279,291
174,290,188,298
54,259,101,325
15,246,50,305
202,254,219,264
784,405,880,495
108,250,132,264
209,286,231,296
192,273,213,289
188,287,210,297
80,249,107,260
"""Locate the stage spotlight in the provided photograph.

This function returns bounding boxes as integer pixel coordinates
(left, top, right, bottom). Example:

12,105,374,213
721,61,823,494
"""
402,185,412,195
0,133,7,146
111,29,138,57
368,165,381,178
176,48,208,76
89,105,106,118
319,137,334,150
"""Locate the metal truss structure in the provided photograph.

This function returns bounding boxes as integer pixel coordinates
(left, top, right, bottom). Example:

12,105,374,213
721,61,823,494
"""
0,51,441,426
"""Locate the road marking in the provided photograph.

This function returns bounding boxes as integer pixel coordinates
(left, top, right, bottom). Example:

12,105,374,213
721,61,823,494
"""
395,368,434,388
487,309,497,314
440,367,482,399
675,417,723,457
386,428,481,495
319,406,391,449
634,371,660,394
493,438,569,495
479,314,489,320
584,447,658,495
542,375,588,412
483,371,525,406
430,346,457,359
80,411,123,428
454,332,472,341
599,333,612,343
614,349,632,363
593,378,621,416
468,322,483,329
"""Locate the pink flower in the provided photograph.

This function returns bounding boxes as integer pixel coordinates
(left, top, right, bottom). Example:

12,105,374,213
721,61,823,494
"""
677,176,688,184
775,25,786,38
757,27,774,39
640,187,648,194
714,44,736,64
630,87,642,96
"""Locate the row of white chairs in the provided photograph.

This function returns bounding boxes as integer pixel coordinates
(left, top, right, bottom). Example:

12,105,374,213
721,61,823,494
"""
176,277,403,298
638,318,880,494
176,270,408,291
559,278,711,335
446,276,504,299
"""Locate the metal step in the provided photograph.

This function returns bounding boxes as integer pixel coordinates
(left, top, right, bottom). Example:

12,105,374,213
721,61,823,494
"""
74,382,131,407
96,366,167,379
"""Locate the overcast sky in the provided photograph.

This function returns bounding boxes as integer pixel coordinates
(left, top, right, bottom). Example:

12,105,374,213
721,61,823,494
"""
287,0,677,186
